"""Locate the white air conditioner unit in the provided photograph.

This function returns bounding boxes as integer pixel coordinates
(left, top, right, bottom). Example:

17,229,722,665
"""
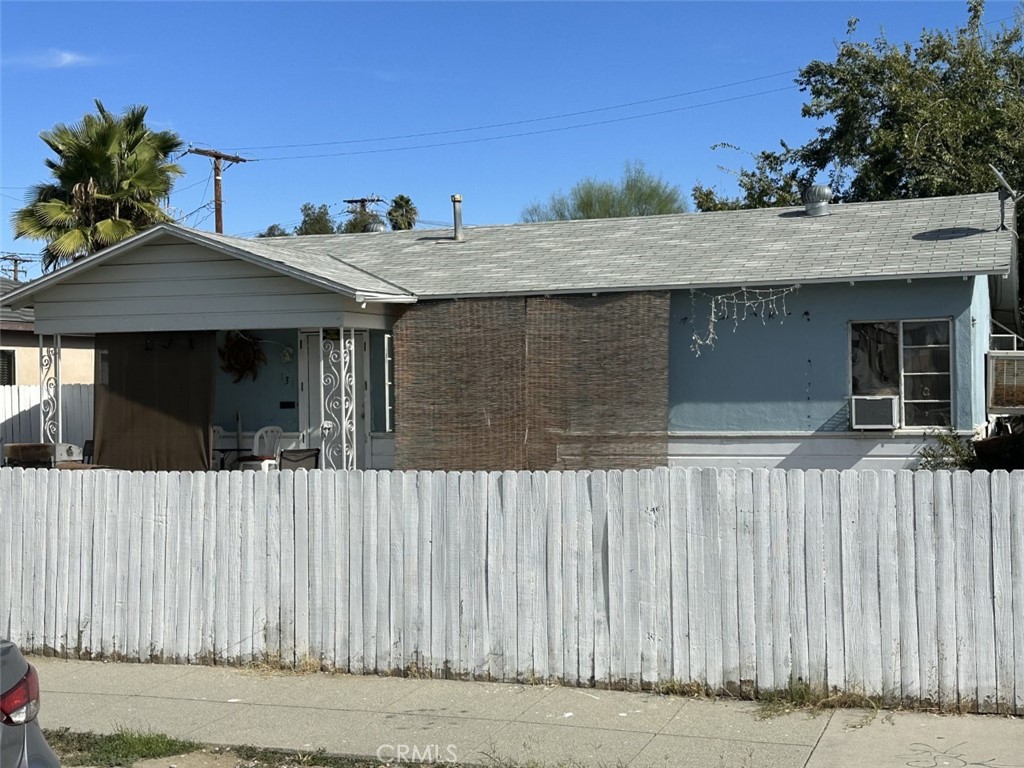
850,395,899,430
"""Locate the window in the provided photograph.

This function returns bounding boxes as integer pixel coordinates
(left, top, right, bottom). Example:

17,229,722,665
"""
850,320,952,428
0,349,14,385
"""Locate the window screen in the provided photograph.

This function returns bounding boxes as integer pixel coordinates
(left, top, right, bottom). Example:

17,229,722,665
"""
0,349,14,385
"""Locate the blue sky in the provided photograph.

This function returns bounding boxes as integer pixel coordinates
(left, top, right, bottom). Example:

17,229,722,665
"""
1,1,1018,279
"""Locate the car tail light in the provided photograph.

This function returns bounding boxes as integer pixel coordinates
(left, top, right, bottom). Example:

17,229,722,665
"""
1,665,41,725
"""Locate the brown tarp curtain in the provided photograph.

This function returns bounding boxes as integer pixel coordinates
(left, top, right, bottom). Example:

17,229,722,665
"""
94,332,214,470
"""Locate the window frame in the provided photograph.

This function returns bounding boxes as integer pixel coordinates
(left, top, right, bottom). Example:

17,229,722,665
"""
0,348,15,386
848,317,955,430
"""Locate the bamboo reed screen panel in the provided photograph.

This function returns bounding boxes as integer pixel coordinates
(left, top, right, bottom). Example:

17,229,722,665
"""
393,292,668,470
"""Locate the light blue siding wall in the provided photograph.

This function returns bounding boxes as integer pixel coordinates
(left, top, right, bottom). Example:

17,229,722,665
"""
668,277,987,432
213,329,300,433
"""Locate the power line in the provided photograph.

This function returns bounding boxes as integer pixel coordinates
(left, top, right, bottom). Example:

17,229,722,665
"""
227,70,799,152
185,147,250,233
253,86,796,162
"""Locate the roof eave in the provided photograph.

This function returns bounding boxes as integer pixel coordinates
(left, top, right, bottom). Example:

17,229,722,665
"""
415,267,1011,301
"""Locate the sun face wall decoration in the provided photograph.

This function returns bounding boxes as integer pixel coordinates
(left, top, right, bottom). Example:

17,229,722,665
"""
218,331,268,383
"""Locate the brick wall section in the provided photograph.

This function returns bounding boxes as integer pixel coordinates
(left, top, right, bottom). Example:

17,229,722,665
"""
393,292,669,471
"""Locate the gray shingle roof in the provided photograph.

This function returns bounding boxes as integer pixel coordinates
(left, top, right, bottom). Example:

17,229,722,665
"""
1,193,1014,312
223,192,1014,298
197,230,412,297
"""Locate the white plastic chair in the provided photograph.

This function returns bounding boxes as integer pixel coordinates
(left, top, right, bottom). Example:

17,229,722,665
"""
238,425,283,471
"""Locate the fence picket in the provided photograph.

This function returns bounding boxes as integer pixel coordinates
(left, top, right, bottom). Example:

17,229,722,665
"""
361,470,378,672
562,471,581,684
803,470,825,694
735,468,755,692
416,473,432,663
579,471,596,685
972,472,997,712
669,467,690,684
786,470,807,690
546,471,564,681
385,468,399,671
348,470,364,672
934,471,956,708
877,471,900,702
515,470,535,679
607,470,623,684
859,471,882,698
991,471,1014,713
752,468,771,691
914,471,939,705
653,468,671,685
703,469,724,692
769,469,790,691
638,469,657,687
395,472,414,670
592,471,612,685
840,470,862,694
688,467,708,686
822,470,844,693
1010,471,1024,714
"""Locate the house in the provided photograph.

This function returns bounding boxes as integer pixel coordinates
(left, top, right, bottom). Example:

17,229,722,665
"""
1,277,94,386
0,192,1017,472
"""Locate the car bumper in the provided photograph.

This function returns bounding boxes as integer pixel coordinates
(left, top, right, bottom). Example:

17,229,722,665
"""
1,722,61,768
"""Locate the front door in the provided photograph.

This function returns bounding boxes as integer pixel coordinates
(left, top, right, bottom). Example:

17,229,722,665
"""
298,330,370,468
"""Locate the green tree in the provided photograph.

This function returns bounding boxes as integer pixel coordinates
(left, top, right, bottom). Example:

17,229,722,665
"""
340,205,385,233
13,100,184,270
693,0,1024,210
522,161,688,222
255,223,291,238
294,202,337,235
692,144,804,211
386,194,418,230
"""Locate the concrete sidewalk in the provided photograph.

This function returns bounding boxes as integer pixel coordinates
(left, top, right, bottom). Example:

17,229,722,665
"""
30,658,1022,768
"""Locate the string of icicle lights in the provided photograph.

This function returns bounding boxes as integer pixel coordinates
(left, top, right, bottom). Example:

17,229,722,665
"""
690,285,800,355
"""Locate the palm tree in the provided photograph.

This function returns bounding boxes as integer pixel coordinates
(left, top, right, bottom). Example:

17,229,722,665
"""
386,194,418,230
13,100,184,270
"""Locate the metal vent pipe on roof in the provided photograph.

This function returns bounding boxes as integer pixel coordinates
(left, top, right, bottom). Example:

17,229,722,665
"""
451,194,464,241
802,184,832,217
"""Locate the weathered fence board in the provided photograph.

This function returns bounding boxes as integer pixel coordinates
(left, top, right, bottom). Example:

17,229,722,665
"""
0,384,94,449
1,466,1021,713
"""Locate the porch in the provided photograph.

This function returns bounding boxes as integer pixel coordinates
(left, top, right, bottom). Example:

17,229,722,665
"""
29,326,397,471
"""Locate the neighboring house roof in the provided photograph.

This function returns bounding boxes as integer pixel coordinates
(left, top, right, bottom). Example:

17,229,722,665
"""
1,192,1015,309
1,278,34,330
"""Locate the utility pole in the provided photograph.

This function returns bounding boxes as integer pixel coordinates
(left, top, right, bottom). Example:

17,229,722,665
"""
0,254,32,282
342,195,385,212
187,148,249,233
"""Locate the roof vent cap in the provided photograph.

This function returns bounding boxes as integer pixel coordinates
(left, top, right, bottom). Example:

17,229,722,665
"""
802,184,832,217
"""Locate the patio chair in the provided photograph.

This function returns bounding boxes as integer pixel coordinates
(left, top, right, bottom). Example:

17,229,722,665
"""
237,425,283,471
278,448,320,470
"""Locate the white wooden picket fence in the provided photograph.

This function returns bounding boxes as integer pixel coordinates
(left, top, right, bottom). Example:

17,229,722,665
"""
0,466,1021,713
0,384,94,449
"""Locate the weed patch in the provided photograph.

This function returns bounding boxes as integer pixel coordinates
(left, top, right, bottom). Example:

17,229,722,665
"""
43,728,202,767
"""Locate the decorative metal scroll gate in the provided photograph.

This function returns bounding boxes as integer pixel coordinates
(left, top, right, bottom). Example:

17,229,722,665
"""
318,328,357,470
